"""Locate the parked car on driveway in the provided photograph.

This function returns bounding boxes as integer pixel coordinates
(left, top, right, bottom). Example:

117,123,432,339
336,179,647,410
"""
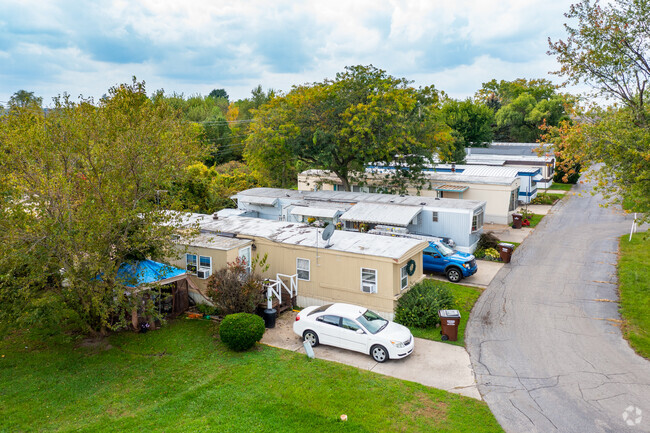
293,303,414,362
423,241,477,282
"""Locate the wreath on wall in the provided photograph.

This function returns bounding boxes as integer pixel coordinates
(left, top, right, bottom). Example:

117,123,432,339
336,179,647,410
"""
406,259,417,276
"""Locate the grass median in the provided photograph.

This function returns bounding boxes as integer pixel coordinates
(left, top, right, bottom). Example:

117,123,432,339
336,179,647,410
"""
0,319,503,433
618,233,650,359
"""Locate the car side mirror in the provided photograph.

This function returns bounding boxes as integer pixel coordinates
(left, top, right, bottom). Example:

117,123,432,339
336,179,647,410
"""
433,254,441,259
356,329,365,334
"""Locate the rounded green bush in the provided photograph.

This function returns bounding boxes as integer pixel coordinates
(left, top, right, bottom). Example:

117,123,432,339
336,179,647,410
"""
394,280,455,328
219,313,265,351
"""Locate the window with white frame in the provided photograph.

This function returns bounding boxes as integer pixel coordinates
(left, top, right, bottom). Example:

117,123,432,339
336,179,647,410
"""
361,268,377,293
400,265,408,290
432,212,439,222
197,255,212,279
297,258,310,281
472,210,484,232
186,254,197,273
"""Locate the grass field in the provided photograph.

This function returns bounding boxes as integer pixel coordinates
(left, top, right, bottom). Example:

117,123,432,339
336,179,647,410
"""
408,281,482,348
545,183,573,191
618,233,650,359
524,213,544,228
0,319,503,433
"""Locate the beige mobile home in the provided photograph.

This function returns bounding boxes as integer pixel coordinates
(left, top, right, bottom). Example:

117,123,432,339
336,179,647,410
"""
173,215,428,319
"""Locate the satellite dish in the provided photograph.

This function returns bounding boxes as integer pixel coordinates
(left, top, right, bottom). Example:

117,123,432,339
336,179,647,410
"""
322,224,335,243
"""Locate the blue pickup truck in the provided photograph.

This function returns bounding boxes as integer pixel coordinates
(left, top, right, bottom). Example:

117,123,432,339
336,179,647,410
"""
422,241,477,282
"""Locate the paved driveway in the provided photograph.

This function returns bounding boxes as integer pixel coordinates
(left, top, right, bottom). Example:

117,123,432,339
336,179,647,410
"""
467,182,650,432
262,311,481,400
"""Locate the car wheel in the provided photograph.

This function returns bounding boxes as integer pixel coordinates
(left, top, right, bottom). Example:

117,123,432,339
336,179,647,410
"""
303,330,319,347
446,267,462,282
370,345,388,363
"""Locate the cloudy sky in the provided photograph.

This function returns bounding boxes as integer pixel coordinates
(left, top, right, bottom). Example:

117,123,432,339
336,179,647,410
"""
0,0,580,106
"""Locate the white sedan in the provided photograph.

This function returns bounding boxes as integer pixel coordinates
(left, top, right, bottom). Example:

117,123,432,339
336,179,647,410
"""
293,303,414,362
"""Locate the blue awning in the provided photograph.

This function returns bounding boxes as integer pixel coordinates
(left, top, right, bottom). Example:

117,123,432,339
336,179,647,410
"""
116,260,187,288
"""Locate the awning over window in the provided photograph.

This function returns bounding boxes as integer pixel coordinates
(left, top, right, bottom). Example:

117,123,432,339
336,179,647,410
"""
533,174,543,181
238,196,278,206
433,184,469,193
290,206,341,219
340,202,422,227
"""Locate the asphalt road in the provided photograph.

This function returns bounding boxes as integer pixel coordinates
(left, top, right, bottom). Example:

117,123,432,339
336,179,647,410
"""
467,182,650,433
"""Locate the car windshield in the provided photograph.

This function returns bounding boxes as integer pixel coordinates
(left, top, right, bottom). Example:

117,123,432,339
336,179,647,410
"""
356,309,388,334
435,242,454,257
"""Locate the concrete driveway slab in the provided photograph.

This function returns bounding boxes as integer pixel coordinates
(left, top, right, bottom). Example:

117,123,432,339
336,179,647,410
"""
426,260,503,288
483,223,533,243
261,311,481,400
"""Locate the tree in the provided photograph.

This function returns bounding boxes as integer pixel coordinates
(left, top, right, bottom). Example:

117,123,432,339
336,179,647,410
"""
440,98,494,149
476,79,572,142
546,0,650,221
9,90,43,109
245,65,453,191
208,88,229,101
0,79,201,335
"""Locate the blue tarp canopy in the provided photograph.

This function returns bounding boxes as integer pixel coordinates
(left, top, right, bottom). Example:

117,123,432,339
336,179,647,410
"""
116,260,187,288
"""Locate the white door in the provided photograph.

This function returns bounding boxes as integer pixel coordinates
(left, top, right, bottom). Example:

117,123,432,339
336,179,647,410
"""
339,318,368,353
315,315,342,346
238,246,251,273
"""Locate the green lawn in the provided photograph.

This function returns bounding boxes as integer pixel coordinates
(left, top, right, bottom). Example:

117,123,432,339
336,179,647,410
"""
524,213,544,228
531,192,564,205
0,319,503,433
618,233,650,359
545,183,573,191
408,281,482,347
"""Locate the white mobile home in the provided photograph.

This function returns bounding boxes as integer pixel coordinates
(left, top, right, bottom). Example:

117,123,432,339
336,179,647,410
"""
228,188,486,253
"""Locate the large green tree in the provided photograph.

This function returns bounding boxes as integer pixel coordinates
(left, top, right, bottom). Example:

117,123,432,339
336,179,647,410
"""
476,78,572,142
440,98,494,153
245,65,453,191
0,79,201,335
547,0,650,221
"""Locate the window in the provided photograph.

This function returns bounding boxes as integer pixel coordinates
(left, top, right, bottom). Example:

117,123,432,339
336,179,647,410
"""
341,318,361,331
317,315,341,326
361,268,377,293
186,254,197,273
197,255,212,279
400,265,408,290
472,210,484,232
432,212,439,222
297,258,310,281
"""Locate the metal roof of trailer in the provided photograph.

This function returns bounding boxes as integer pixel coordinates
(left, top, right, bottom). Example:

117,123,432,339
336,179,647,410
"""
340,202,422,227
235,187,484,211
460,166,539,177
198,216,427,260
290,206,342,219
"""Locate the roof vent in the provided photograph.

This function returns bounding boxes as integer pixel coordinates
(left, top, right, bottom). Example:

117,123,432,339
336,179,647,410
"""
420,202,426,205
212,213,219,220
435,197,440,200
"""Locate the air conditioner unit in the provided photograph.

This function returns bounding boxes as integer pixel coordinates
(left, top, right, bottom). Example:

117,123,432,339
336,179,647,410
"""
361,284,376,294
197,269,211,279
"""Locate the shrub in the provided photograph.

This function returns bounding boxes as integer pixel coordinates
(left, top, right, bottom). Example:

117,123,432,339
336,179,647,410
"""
206,257,264,315
484,248,500,261
196,303,218,316
394,280,455,328
477,231,500,251
473,248,486,259
219,313,265,351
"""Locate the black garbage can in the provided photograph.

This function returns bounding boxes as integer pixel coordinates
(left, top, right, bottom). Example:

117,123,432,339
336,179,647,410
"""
498,243,514,263
263,308,277,328
512,213,523,229
438,310,461,341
